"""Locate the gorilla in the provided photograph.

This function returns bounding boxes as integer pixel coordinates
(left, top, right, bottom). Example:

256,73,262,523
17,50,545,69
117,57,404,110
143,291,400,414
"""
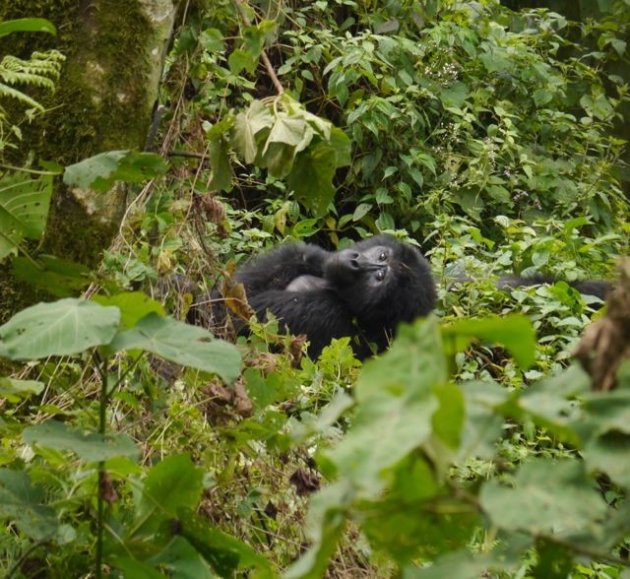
194,235,610,360
199,235,436,359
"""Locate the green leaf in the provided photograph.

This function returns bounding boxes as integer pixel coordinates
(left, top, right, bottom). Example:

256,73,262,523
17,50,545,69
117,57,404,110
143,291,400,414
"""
0,18,56,37
265,115,311,150
402,551,502,578
200,28,224,52
12,255,90,297
480,459,607,539
110,313,241,383
0,377,44,400
233,100,274,163
0,469,58,540
179,511,275,578
23,421,139,462
432,383,464,449
327,317,446,495
439,81,469,108
0,170,53,260
208,137,234,191
0,298,120,359
287,143,335,215
108,556,164,579
284,481,351,579
352,203,372,221
63,150,167,193
138,455,204,521
93,292,165,329
442,315,536,369
149,536,215,579
228,48,257,74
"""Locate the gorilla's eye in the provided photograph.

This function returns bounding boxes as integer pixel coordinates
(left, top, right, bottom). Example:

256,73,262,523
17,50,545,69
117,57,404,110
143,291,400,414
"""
375,269,386,282
378,251,387,262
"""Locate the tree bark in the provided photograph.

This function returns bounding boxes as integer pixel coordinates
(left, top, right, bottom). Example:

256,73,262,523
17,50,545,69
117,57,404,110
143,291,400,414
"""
0,0,179,315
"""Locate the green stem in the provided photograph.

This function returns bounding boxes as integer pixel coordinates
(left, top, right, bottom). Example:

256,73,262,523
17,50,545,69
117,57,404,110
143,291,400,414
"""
94,352,109,579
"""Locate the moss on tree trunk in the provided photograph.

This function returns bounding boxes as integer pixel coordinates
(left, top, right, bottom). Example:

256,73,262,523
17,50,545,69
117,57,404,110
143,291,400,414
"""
0,0,178,316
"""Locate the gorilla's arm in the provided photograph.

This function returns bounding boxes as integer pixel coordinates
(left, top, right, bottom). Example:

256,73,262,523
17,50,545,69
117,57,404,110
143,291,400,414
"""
236,243,330,294
247,288,359,358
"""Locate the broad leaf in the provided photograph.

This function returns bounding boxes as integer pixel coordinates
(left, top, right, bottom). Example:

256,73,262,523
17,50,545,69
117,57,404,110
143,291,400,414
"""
64,150,167,193
23,421,139,462
110,313,241,383
137,455,204,521
443,315,536,369
480,459,607,539
12,255,90,296
179,511,275,578
0,377,44,401
0,170,53,260
0,298,120,359
93,292,165,329
0,469,58,540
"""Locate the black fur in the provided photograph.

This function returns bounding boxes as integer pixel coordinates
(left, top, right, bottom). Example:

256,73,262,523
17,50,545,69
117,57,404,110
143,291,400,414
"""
197,235,436,359
192,235,610,359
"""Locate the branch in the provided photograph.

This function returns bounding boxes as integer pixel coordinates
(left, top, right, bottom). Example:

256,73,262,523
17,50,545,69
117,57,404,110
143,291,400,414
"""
232,0,284,95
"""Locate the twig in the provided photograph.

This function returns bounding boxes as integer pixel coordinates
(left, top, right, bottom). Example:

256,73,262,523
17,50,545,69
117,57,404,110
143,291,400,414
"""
232,0,284,95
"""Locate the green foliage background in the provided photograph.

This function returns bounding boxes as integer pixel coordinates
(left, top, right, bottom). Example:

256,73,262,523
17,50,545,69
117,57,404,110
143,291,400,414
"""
0,0,629,578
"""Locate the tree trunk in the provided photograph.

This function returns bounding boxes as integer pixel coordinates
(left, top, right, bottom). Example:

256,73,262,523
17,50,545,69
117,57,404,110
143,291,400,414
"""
0,0,179,315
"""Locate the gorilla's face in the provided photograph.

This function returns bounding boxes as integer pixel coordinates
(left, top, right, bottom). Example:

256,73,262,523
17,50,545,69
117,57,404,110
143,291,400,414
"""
322,235,436,327
324,244,393,290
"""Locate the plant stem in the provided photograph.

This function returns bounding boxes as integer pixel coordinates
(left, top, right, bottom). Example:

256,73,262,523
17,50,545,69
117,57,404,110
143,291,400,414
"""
95,352,109,579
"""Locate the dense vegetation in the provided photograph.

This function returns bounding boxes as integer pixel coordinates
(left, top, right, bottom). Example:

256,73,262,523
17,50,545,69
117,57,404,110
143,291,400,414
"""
0,1,629,577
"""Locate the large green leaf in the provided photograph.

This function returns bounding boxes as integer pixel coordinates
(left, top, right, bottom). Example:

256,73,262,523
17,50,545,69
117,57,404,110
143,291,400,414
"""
480,459,607,539
179,511,275,578
0,468,58,540
63,150,167,193
0,170,53,260
0,298,121,359
12,254,91,296
326,318,446,495
93,291,165,330
442,315,536,369
137,455,204,522
23,421,139,462
110,313,241,383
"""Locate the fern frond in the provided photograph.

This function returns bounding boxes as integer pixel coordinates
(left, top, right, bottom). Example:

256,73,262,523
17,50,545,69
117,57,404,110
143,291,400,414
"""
0,71,56,91
0,82,44,110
